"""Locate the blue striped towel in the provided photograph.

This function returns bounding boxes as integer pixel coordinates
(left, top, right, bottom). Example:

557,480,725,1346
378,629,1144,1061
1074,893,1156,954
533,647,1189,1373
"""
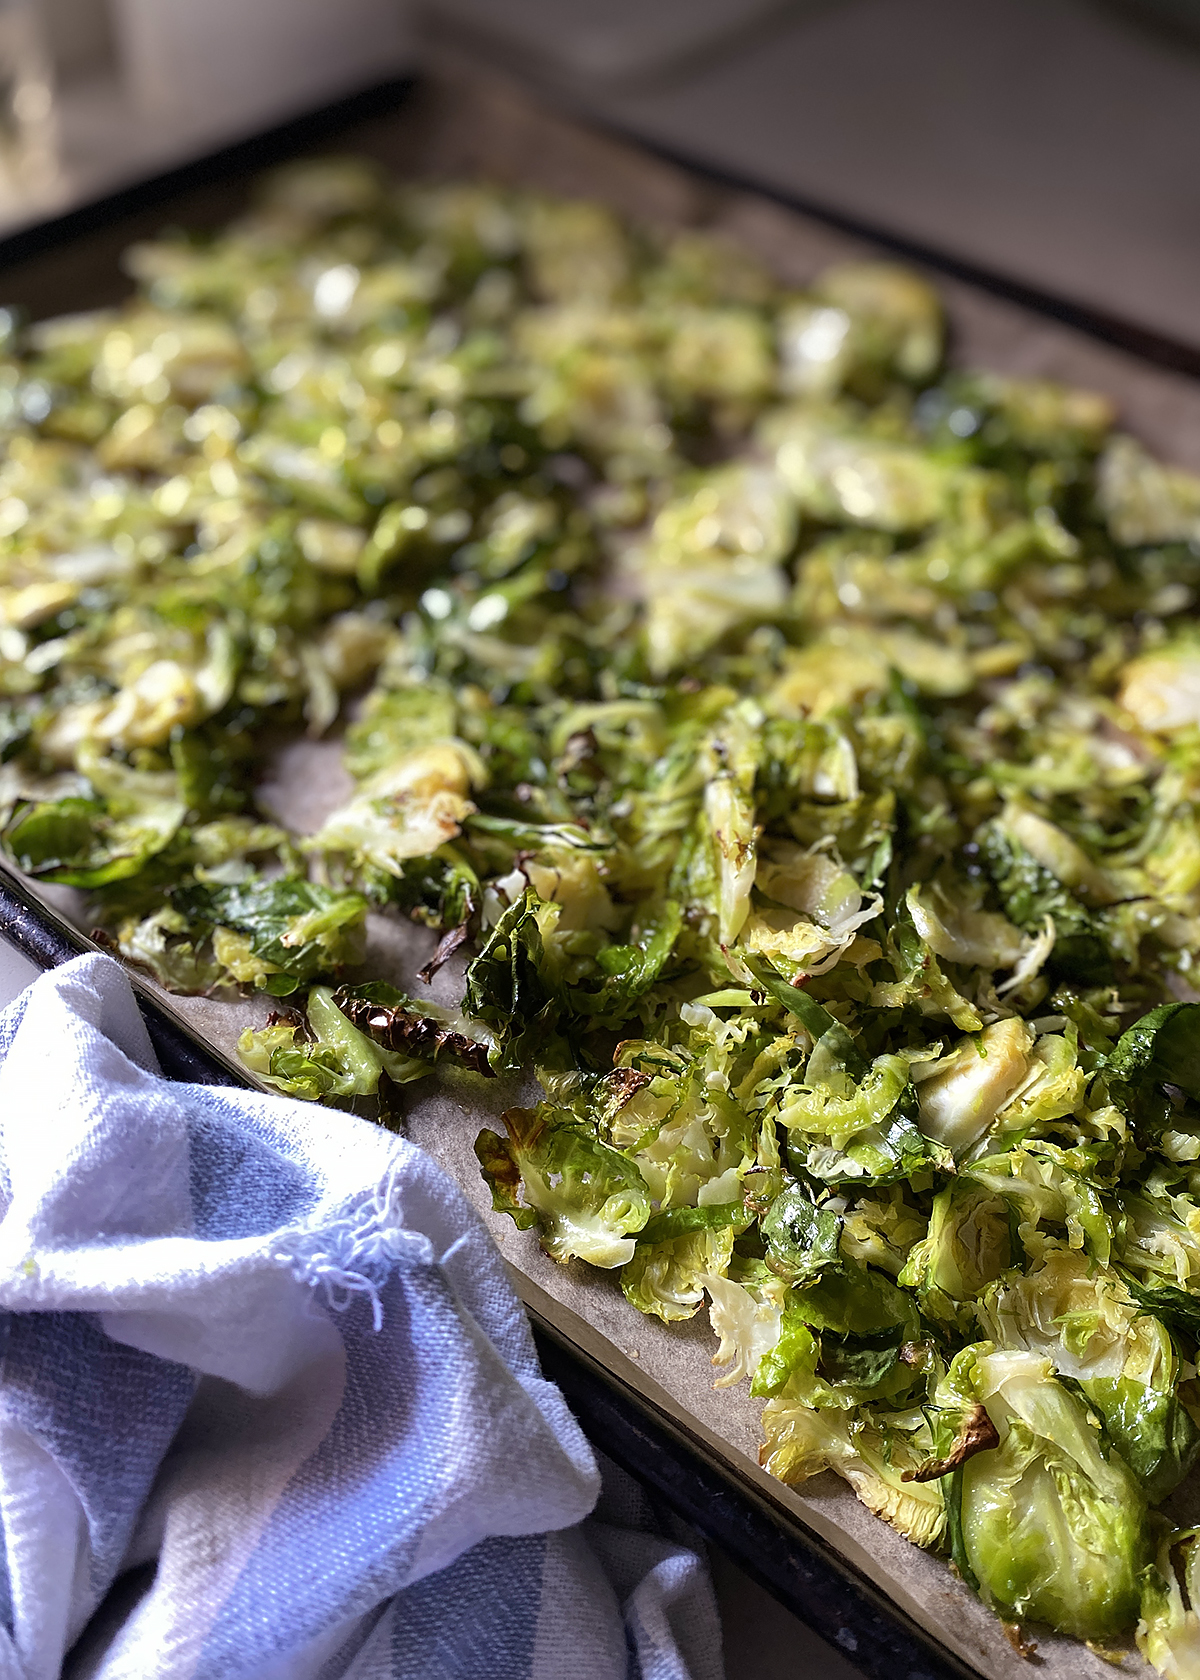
0,953,724,1680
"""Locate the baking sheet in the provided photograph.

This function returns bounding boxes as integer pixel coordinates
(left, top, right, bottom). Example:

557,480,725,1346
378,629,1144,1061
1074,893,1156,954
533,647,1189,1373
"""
14,63,1200,1679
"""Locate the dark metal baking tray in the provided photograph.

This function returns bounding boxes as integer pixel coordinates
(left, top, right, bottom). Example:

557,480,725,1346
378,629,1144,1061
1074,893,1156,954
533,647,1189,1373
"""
5,64,1198,1680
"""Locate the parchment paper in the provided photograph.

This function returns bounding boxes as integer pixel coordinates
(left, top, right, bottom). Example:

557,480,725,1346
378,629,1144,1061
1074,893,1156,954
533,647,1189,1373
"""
23,66,1200,1678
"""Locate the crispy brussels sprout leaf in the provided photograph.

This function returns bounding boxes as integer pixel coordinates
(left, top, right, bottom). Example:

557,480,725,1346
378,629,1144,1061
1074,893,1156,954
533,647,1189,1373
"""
236,985,429,1102
772,1034,951,1186
570,896,684,1022
475,1103,652,1266
1123,1275,1200,1339
384,845,479,940
334,983,494,1076
344,683,460,779
635,1199,750,1247
967,1143,1113,1266
915,1020,1034,1159
751,1298,822,1399
1106,1003,1200,1136
172,876,367,993
705,1269,785,1388
307,985,428,1087
901,1404,999,1484
753,1263,923,1409
979,1249,1200,1501
762,1181,843,1284
307,744,479,877
1138,1529,1200,1680
793,1103,953,1188
3,768,185,888
898,1180,1011,1334
237,1020,360,1102
749,965,867,1078
950,1346,1150,1642
780,1052,916,1151
115,905,223,993
757,1403,946,1548
791,1263,921,1341
978,817,1111,986
462,890,562,1067
622,1224,735,1322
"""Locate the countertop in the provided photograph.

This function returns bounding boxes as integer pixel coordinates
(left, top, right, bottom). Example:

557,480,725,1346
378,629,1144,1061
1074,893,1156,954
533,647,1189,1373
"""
429,0,1200,350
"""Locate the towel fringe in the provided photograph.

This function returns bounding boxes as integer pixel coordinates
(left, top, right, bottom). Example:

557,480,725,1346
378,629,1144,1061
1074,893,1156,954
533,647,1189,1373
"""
274,1157,434,1331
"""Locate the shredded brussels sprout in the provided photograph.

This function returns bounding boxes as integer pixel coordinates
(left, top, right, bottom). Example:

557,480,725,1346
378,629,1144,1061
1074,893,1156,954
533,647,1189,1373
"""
7,156,1200,1663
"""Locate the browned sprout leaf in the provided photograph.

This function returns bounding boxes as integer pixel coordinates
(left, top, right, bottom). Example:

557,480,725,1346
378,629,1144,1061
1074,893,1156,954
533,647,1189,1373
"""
901,1404,1000,1484
334,990,494,1078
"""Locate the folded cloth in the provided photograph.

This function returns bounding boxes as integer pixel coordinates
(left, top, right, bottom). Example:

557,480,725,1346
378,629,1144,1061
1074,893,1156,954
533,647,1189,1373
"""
0,954,724,1680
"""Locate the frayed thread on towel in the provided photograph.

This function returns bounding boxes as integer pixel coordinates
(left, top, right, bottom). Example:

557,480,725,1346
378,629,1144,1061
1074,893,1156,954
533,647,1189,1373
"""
275,1158,433,1331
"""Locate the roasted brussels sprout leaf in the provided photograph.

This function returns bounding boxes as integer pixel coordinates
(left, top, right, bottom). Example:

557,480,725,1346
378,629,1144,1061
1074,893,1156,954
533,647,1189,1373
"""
900,1403,999,1484
1139,1529,1200,1680
333,983,494,1076
171,877,368,994
757,1402,947,1548
4,761,185,887
978,1248,1200,1502
949,1347,1150,1642
237,986,428,1101
475,1104,652,1266
762,1181,843,1280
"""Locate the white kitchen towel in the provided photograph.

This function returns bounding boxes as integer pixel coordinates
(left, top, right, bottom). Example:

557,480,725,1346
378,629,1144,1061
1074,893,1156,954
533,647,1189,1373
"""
0,952,724,1680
